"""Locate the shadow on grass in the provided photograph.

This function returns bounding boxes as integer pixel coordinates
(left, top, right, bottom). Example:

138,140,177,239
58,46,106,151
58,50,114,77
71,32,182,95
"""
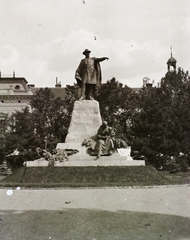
0,209,190,240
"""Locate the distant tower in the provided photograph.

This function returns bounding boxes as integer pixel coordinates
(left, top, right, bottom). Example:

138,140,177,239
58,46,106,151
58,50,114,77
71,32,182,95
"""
167,47,177,72
55,77,62,87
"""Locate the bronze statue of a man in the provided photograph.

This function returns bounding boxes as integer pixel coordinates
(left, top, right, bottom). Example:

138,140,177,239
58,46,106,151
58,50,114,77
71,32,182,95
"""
75,49,109,100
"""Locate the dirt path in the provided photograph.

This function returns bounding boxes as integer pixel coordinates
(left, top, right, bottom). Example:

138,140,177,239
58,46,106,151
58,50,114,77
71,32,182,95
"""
0,186,190,217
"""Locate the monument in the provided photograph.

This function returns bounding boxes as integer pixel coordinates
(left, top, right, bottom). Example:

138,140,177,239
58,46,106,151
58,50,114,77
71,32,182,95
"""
55,49,145,167
27,49,145,167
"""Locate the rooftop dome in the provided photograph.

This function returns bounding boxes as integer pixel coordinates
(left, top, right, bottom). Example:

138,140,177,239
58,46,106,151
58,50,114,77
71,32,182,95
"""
167,56,177,64
167,47,177,64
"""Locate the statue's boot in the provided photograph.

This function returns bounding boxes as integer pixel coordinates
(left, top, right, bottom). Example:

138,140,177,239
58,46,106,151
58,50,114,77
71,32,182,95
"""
88,96,95,100
86,84,94,100
79,95,85,100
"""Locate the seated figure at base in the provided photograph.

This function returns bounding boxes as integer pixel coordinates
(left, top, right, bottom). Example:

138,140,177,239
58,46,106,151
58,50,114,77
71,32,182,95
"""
82,121,129,159
93,121,114,158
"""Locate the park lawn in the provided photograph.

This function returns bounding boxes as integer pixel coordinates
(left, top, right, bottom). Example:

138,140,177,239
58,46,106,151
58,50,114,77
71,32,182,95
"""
159,170,190,185
0,209,190,240
1,165,189,188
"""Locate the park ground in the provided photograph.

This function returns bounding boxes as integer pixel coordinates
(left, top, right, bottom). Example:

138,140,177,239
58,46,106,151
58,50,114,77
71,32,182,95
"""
0,186,190,240
0,166,190,239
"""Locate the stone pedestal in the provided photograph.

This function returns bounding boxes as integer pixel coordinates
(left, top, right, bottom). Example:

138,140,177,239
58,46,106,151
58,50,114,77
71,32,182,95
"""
65,100,102,143
55,100,145,167
26,100,145,167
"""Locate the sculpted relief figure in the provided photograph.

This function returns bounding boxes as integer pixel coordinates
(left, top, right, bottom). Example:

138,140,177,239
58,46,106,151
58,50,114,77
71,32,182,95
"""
93,120,114,159
75,49,109,100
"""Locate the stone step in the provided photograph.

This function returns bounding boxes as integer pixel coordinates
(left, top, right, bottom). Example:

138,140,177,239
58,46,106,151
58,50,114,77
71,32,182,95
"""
54,159,145,167
26,158,145,167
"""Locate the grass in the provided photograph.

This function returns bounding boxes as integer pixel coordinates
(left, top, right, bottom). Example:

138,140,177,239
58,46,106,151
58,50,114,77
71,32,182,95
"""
1,167,190,239
1,165,189,188
159,170,190,184
0,209,190,239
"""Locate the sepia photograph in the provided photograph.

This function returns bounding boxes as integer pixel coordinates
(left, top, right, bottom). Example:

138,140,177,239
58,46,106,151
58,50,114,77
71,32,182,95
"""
0,0,190,239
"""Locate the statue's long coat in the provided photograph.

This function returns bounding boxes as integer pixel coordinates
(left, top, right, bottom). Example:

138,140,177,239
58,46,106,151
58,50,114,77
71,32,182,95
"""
75,57,102,88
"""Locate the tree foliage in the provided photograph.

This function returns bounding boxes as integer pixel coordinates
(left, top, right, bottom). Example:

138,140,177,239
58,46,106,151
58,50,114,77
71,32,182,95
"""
30,88,60,138
2,87,79,170
29,85,79,142
96,77,137,142
2,68,190,170
3,107,38,169
130,69,190,166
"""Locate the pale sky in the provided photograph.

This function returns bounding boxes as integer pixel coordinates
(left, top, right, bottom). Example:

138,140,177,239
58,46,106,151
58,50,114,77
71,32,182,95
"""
0,0,190,88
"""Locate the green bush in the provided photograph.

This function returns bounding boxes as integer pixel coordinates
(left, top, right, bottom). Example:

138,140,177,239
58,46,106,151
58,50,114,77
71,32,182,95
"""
6,149,36,171
178,157,189,172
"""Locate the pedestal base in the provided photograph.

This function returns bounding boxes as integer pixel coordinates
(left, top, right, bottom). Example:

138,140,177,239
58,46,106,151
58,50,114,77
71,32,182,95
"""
26,143,145,167
55,143,145,167
26,100,145,167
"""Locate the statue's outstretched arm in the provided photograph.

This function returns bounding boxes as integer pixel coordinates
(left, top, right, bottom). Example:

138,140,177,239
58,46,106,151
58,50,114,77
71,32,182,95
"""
95,57,109,62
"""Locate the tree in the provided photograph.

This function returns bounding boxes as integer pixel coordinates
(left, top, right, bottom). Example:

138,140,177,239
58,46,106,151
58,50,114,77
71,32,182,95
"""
3,107,38,170
3,71,189,170
96,77,136,142
160,69,190,155
3,86,79,170
30,88,57,138
130,68,190,167
30,86,80,144
4,107,35,151
0,113,10,163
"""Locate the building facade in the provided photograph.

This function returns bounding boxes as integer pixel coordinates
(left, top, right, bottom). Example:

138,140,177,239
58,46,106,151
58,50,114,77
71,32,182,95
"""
0,72,33,116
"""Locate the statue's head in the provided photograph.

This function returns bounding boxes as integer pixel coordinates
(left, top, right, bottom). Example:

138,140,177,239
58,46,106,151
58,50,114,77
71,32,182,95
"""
83,49,91,56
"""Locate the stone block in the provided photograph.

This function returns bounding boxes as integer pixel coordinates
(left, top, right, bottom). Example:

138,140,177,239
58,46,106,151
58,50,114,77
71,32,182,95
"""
53,159,145,167
65,100,102,143
26,159,49,167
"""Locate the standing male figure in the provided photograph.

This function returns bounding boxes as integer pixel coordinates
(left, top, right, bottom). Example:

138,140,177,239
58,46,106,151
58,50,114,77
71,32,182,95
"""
75,49,109,100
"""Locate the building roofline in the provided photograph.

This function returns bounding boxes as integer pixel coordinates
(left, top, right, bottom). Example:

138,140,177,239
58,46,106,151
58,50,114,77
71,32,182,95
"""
0,77,28,84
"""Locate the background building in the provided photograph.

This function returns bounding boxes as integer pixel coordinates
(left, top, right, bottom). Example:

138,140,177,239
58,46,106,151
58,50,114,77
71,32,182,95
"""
0,72,33,116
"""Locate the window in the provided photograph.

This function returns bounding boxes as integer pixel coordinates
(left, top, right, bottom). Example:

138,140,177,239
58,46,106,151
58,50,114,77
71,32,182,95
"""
15,85,20,90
